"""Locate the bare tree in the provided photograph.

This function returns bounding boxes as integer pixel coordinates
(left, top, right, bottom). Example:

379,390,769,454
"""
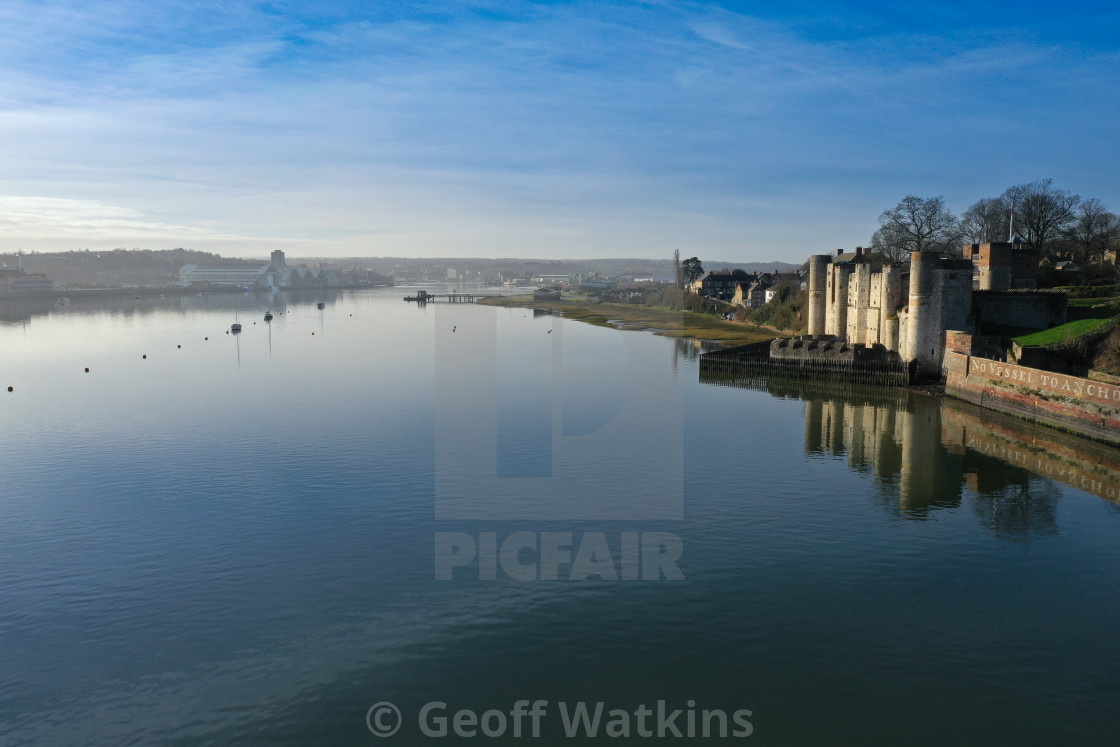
1002,178,1080,260
961,197,1011,244
1063,198,1120,272
870,195,964,264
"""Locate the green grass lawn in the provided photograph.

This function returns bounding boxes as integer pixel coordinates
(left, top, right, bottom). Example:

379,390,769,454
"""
1013,317,1112,347
1067,296,1120,310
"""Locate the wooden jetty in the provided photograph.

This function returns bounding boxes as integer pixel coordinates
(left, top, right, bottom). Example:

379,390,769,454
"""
403,290,503,303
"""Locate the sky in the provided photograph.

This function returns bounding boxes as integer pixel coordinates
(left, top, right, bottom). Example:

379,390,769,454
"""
0,0,1118,263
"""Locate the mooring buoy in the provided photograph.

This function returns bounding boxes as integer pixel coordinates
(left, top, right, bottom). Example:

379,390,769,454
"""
84,368,89,373
142,354,147,359
7,386,12,392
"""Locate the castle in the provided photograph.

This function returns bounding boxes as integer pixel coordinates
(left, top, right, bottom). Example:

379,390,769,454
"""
803,243,1064,380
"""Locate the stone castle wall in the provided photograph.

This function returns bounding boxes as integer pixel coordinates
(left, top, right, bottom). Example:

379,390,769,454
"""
806,245,1050,383
972,290,1067,333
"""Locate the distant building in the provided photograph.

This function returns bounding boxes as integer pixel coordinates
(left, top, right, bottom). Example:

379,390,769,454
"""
580,280,617,290
179,263,270,287
1053,260,1082,283
178,250,344,289
698,269,749,298
732,279,770,308
0,267,53,293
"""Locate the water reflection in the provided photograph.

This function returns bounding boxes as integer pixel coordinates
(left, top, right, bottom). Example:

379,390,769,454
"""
700,369,1120,536
0,288,346,325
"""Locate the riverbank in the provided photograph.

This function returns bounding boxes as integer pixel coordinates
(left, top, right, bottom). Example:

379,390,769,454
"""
479,295,779,346
1,285,226,300
0,282,393,301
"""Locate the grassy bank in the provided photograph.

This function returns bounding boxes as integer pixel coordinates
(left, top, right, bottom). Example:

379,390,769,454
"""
480,295,779,346
1013,317,1112,348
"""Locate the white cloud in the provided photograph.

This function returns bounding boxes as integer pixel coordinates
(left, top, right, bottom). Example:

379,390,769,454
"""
0,2,1116,260
687,20,750,50
0,196,215,239
0,196,329,255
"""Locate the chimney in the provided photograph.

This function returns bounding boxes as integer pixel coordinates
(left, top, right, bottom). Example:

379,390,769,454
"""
855,246,864,258
837,249,843,257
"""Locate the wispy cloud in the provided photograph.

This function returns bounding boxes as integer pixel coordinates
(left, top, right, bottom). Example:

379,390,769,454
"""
0,197,214,238
687,19,750,49
0,1,1117,259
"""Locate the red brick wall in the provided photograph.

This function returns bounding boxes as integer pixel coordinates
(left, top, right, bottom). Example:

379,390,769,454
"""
944,350,1120,446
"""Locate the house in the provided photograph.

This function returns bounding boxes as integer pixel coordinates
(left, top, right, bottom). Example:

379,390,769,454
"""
1054,260,1081,282
700,269,750,299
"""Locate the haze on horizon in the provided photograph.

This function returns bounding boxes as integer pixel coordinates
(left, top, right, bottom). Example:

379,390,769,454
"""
1,0,1117,264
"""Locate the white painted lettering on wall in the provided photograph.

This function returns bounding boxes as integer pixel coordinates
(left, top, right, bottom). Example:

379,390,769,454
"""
968,357,1120,402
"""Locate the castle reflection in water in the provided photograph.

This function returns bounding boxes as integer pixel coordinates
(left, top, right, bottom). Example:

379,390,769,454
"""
700,368,1120,539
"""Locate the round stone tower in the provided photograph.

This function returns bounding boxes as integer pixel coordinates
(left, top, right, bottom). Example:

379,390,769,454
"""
902,251,940,379
807,254,831,337
879,265,901,349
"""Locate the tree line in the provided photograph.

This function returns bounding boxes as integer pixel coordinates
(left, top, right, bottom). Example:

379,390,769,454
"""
870,179,1119,276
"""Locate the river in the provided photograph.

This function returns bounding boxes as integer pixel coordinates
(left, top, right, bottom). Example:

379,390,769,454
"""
1,287,1118,744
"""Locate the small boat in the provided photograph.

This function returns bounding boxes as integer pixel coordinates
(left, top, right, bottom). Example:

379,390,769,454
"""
231,308,242,333
317,283,325,309
264,310,273,322
57,297,70,305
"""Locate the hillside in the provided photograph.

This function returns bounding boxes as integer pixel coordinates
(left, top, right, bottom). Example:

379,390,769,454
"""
0,248,259,289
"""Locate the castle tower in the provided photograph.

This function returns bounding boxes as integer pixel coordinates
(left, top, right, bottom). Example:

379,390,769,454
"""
825,265,836,335
807,255,831,336
879,265,902,350
902,251,940,379
837,264,851,340
848,263,872,345
977,243,1012,291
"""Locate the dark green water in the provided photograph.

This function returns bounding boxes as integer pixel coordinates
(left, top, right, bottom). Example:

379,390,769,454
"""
1,288,1118,745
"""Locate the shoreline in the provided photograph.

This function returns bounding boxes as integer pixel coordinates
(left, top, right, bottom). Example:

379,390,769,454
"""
0,283,393,300
478,294,780,346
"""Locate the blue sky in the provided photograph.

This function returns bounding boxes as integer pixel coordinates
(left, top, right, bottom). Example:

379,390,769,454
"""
1,0,1117,262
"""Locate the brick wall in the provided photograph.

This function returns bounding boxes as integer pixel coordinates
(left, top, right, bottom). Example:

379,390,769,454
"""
944,349,1120,446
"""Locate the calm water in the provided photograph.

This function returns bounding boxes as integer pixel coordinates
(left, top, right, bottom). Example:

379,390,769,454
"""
2,288,1119,745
